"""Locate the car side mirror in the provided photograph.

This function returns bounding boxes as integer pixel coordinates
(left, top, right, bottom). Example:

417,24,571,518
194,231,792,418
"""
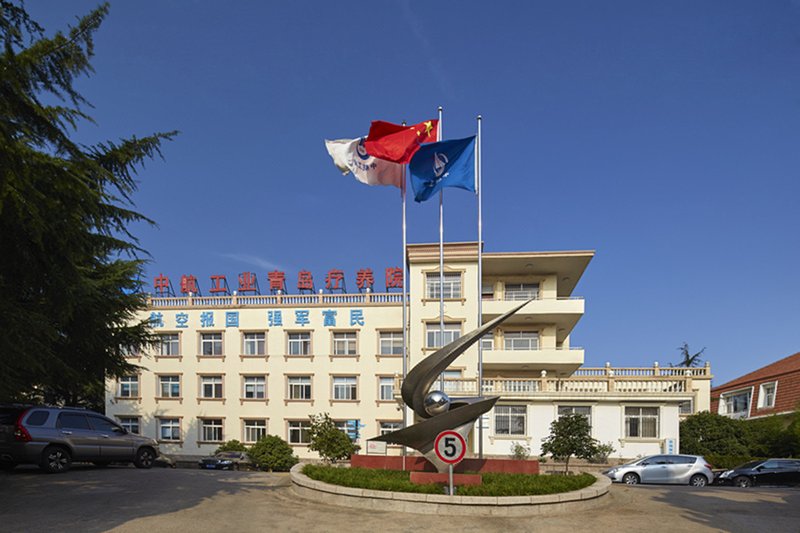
113,427,127,434
756,466,763,471
641,462,649,466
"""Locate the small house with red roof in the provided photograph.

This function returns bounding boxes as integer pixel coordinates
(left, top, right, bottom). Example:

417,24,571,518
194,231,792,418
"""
711,352,800,419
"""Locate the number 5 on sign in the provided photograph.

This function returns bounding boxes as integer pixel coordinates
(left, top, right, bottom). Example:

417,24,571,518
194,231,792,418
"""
434,430,466,465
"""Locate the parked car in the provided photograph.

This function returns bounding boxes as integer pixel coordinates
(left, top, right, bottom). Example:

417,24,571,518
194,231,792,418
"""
716,459,800,487
602,454,714,486
198,451,252,471
0,406,159,473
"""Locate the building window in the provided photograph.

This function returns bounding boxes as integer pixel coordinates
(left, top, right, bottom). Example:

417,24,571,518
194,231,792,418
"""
678,400,693,415
288,376,312,400
200,418,223,442
158,418,181,441
288,420,311,444
243,419,267,443
425,322,461,349
495,405,526,436
333,332,357,356
720,390,751,418
441,369,462,394
379,331,403,355
117,416,140,435
118,375,139,398
158,375,181,398
557,405,592,427
243,376,266,399
379,377,394,401
480,335,494,351
380,421,402,436
504,283,539,301
481,282,494,301
504,331,539,351
201,333,223,356
243,332,266,356
332,376,358,401
758,382,776,409
625,406,659,438
425,272,462,299
200,376,223,399
159,333,180,356
287,332,311,356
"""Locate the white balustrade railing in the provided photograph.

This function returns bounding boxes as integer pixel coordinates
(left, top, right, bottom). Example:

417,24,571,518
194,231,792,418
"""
149,292,406,308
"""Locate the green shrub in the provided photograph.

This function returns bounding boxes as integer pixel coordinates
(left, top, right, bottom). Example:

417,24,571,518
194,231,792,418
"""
308,413,357,463
510,441,531,461
249,435,298,472
214,439,248,454
588,442,616,464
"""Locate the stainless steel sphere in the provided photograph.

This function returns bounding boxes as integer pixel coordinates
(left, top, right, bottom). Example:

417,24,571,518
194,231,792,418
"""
423,390,451,416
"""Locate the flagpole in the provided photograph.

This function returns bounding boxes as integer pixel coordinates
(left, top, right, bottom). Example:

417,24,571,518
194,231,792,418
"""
476,114,484,459
401,124,408,470
437,106,445,392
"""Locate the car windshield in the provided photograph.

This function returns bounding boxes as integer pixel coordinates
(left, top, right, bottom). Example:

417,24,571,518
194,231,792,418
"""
216,452,241,459
735,461,762,470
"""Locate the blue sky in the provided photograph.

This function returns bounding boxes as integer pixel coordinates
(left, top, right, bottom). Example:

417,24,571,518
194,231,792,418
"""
28,1,800,386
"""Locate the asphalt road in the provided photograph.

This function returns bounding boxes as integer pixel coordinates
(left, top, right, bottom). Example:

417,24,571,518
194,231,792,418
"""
2,464,799,532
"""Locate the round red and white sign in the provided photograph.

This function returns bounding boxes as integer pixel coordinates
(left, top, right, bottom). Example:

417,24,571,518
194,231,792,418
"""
434,430,466,465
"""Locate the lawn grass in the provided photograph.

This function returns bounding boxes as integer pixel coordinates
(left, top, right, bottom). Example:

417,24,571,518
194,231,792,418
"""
301,465,596,496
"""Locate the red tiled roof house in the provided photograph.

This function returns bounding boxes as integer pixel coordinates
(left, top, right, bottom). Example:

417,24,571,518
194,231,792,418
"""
711,352,800,419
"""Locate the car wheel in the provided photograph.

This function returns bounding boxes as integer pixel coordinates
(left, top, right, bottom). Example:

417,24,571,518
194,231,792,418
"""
689,474,708,487
41,446,72,474
133,447,155,469
734,476,752,488
622,473,640,485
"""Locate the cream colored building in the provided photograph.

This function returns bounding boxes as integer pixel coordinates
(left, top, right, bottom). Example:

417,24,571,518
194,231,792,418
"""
106,242,711,460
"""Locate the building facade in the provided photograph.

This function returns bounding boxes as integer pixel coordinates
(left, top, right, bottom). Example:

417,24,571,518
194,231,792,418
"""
106,242,711,460
711,352,800,420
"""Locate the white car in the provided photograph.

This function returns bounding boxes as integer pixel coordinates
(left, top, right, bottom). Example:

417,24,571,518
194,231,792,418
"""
603,454,714,486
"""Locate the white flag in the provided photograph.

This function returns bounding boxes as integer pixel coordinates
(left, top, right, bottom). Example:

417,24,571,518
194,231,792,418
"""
325,137,403,188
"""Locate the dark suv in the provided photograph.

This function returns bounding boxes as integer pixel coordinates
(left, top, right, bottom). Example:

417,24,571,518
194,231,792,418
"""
0,406,159,473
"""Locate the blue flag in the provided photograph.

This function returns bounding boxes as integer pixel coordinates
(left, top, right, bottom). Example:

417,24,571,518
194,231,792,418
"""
409,136,476,203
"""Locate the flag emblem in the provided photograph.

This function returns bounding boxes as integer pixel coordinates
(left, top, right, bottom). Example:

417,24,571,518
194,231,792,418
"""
433,152,449,179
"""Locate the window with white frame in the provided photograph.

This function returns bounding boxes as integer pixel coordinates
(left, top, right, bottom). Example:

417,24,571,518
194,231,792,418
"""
678,400,693,415
425,272,462,299
158,375,180,398
480,334,494,351
287,332,311,355
379,331,403,355
200,418,223,442
504,331,539,351
243,332,266,356
495,405,526,436
118,375,139,398
288,420,311,444
332,376,358,401
625,406,659,438
243,376,266,399
159,333,180,356
333,332,357,356
200,333,223,356
720,390,751,418
243,419,267,443
557,405,592,427
379,377,394,401
288,376,312,400
504,282,539,301
481,282,494,301
117,416,140,434
425,322,461,349
380,421,402,435
758,382,776,409
158,418,181,441
442,369,462,393
200,375,223,399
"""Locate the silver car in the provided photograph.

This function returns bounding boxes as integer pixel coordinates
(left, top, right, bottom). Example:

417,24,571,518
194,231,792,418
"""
603,454,713,486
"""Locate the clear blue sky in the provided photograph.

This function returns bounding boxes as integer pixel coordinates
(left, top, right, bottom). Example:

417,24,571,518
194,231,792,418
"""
28,1,800,386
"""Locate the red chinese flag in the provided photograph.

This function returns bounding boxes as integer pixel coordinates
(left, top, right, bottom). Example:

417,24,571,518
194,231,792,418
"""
364,119,439,164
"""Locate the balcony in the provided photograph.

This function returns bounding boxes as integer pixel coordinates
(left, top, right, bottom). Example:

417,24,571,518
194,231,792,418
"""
481,297,584,342
481,347,584,374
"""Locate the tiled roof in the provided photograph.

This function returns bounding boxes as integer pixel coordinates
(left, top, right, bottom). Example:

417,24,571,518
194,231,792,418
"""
713,351,800,391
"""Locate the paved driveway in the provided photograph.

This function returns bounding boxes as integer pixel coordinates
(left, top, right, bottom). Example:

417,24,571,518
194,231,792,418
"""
2,465,799,532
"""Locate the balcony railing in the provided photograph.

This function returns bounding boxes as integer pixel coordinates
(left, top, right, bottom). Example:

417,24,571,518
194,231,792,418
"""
149,292,405,308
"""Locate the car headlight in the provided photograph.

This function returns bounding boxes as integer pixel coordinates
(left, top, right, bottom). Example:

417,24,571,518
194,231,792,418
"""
605,468,618,475
719,470,733,478
219,460,232,465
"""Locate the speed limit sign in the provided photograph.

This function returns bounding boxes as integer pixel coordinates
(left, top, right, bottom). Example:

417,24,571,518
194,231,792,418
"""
434,430,466,465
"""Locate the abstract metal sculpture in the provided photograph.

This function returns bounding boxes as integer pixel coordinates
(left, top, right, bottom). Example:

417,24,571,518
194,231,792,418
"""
368,300,532,472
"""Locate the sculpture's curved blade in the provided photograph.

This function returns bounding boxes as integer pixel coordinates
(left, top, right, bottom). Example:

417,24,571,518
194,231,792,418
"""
401,299,533,419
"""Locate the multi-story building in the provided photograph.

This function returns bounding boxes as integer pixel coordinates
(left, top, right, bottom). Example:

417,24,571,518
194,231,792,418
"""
711,351,800,420
106,242,711,460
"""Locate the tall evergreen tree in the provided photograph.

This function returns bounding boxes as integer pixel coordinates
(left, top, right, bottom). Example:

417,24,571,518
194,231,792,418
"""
0,1,176,408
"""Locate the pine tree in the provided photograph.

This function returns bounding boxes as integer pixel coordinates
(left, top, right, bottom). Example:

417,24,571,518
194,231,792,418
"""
0,1,176,407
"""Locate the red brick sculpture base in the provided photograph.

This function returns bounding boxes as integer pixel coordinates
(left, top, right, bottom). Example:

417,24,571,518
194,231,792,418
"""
409,471,483,486
351,455,539,475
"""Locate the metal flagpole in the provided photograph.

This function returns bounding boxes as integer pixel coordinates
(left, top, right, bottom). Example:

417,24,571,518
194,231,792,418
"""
401,123,409,470
437,106,445,392
476,115,484,459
